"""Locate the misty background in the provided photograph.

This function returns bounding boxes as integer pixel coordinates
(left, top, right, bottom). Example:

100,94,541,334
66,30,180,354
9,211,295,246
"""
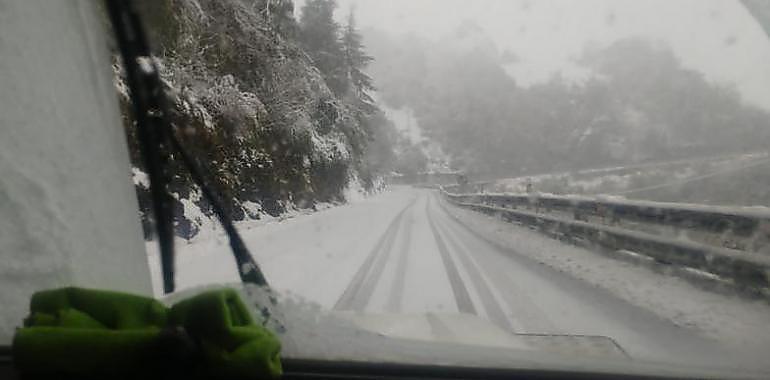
294,0,770,174
308,0,770,107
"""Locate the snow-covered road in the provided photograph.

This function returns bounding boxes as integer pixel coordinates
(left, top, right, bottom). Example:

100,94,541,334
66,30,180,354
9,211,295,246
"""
149,186,770,371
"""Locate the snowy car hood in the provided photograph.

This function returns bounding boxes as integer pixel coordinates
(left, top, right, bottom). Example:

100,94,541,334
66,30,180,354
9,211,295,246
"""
334,311,628,360
163,284,768,380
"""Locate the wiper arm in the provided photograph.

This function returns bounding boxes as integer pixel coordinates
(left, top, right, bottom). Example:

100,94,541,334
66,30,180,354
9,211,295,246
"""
105,0,268,292
168,134,268,286
105,0,176,293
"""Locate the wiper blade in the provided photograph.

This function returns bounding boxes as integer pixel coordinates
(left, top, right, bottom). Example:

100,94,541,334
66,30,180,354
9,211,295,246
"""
105,0,268,292
168,134,268,286
105,0,176,293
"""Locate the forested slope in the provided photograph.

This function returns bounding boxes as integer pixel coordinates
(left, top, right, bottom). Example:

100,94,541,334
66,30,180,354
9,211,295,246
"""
113,0,396,238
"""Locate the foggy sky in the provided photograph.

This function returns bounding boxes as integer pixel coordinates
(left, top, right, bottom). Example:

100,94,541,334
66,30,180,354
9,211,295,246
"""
296,0,770,110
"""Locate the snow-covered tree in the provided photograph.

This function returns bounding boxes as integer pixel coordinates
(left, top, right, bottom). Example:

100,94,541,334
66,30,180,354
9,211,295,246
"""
342,10,375,106
299,0,347,95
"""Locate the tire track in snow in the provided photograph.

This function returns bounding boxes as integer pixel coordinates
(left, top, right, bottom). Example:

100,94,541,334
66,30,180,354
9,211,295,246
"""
334,197,416,311
434,194,559,332
426,196,477,315
385,198,415,312
350,214,402,311
432,212,513,331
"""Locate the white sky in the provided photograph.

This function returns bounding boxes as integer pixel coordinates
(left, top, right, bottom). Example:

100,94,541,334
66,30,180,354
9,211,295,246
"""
296,0,770,110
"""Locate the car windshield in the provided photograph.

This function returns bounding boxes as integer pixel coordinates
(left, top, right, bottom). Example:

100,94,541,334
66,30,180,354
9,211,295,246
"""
3,0,770,377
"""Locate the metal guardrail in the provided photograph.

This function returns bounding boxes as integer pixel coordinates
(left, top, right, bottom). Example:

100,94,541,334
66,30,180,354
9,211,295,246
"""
445,192,770,238
442,191,770,298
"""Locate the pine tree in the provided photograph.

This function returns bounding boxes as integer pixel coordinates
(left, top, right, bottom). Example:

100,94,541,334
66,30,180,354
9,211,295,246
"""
298,0,347,95
341,10,375,106
262,0,297,38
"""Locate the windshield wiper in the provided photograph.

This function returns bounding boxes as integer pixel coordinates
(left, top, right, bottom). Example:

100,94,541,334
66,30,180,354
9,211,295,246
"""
105,0,268,293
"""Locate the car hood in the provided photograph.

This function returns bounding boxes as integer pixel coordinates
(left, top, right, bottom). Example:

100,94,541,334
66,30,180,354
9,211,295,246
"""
164,284,768,380
334,311,628,360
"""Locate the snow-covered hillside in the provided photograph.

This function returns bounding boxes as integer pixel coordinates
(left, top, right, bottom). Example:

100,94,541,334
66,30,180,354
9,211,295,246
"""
118,0,395,239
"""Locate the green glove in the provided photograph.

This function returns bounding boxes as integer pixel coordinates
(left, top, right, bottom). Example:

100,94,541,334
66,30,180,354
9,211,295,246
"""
170,288,283,378
13,286,282,379
13,287,169,374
